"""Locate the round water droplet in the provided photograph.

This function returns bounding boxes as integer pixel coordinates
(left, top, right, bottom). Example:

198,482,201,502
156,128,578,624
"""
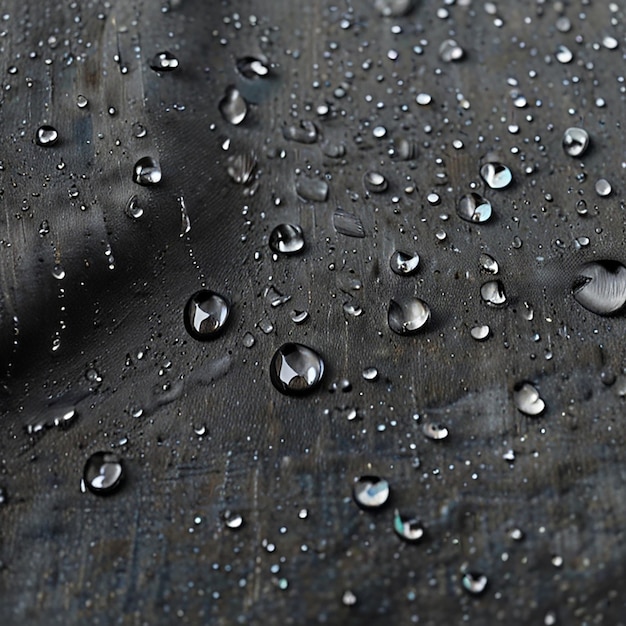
458,193,492,223
470,325,491,341
270,343,325,395
572,260,626,315
594,178,612,197
422,422,449,440
562,127,589,157
149,50,179,72
83,451,124,495
76,94,89,108
36,125,58,146
462,571,488,595
555,44,573,64
353,475,390,509
363,171,388,193
480,162,512,189
133,156,162,185
388,297,430,335
342,590,357,606
269,224,305,255
236,56,269,78
390,250,420,276
393,509,424,541
439,39,464,62
362,366,379,381
125,195,144,219
513,382,545,416
479,253,499,274
224,511,244,529
480,280,506,306
184,290,230,340
219,86,247,125
416,92,432,105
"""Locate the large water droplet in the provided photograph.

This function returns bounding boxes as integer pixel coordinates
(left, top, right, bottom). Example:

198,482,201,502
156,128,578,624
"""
149,50,179,72
224,510,244,529
219,86,247,125
133,156,162,185
353,475,390,509
36,125,58,146
390,250,420,276
270,343,325,395
480,162,512,189
269,224,305,255
439,39,465,62
184,290,230,340
572,261,626,315
594,178,612,197
513,382,545,416
83,452,124,495
363,171,388,194
388,297,430,334
562,127,589,157
480,280,507,306
555,44,573,64
470,325,491,341
479,253,499,274
393,509,424,542
458,193,492,223
461,571,488,595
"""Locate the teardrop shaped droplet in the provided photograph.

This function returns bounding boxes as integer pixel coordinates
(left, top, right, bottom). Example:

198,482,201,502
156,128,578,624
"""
393,509,424,542
269,224,305,255
390,250,420,276
480,162,512,189
184,290,230,340
461,571,488,595
353,475,390,509
480,280,507,306
36,125,59,146
458,193,492,223
149,50,179,72
270,343,325,395
133,156,162,185
83,451,124,495
572,261,626,315
562,127,589,157
219,86,247,125
513,382,545,416
388,297,430,334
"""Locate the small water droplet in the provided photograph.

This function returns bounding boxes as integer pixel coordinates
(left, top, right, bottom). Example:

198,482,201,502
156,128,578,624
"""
242,332,256,348
184,290,230,340
282,120,318,144
333,209,365,238
422,422,449,440
513,382,545,416
439,39,464,62
555,44,573,64
224,511,244,529
461,571,488,595
390,250,420,276
572,261,626,315
416,92,432,106
36,125,58,146
290,309,309,324
562,127,589,157
149,50,179,72
270,343,325,395
470,325,491,341
362,366,379,381
76,94,88,108
133,156,162,185
353,475,390,509
52,264,66,280
480,280,506,306
479,253,499,274
219,86,247,125
236,56,270,78
458,193,492,223
269,224,305,255
83,452,124,495
342,590,357,606
132,122,147,138
480,162,512,189
388,297,430,335
363,171,388,193
125,195,144,219
594,178,612,197
393,509,424,541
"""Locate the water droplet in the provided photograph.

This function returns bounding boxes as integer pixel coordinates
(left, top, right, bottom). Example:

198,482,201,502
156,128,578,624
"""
333,209,365,238
416,92,432,105
36,125,58,146
53,407,78,427
282,120,318,144
242,332,256,348
184,290,230,340
390,250,420,276
439,39,464,62
265,285,291,308
269,224,305,255
461,571,488,595
572,260,626,315
236,56,269,78
470,325,491,341
52,264,66,280
270,343,325,395
422,422,449,440
393,509,424,542
602,35,618,50
480,162,512,189
149,50,179,72
594,178,612,197
388,297,430,335
296,178,328,202
76,94,88,108
133,156,162,185
562,127,589,157
219,86,247,125
480,280,507,307
132,122,147,138
458,193,492,223
363,171,388,194
125,195,144,219
342,590,357,606
224,511,244,529
374,0,413,17
227,152,257,185
83,452,124,495
479,253,499,274
290,309,309,324
353,475,390,509
513,382,545,416
362,367,379,381
555,44,573,64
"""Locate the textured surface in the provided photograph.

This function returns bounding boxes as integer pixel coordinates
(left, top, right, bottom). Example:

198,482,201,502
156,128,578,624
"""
1,1,626,624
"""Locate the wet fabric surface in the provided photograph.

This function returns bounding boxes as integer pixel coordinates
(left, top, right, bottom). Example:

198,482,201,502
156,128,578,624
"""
1,1,625,624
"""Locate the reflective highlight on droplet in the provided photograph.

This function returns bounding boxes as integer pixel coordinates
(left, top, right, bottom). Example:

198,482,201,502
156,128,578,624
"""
270,343,325,395
388,297,430,334
269,224,305,255
458,193,492,223
353,475,390,509
184,290,230,340
133,156,162,185
83,451,124,495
